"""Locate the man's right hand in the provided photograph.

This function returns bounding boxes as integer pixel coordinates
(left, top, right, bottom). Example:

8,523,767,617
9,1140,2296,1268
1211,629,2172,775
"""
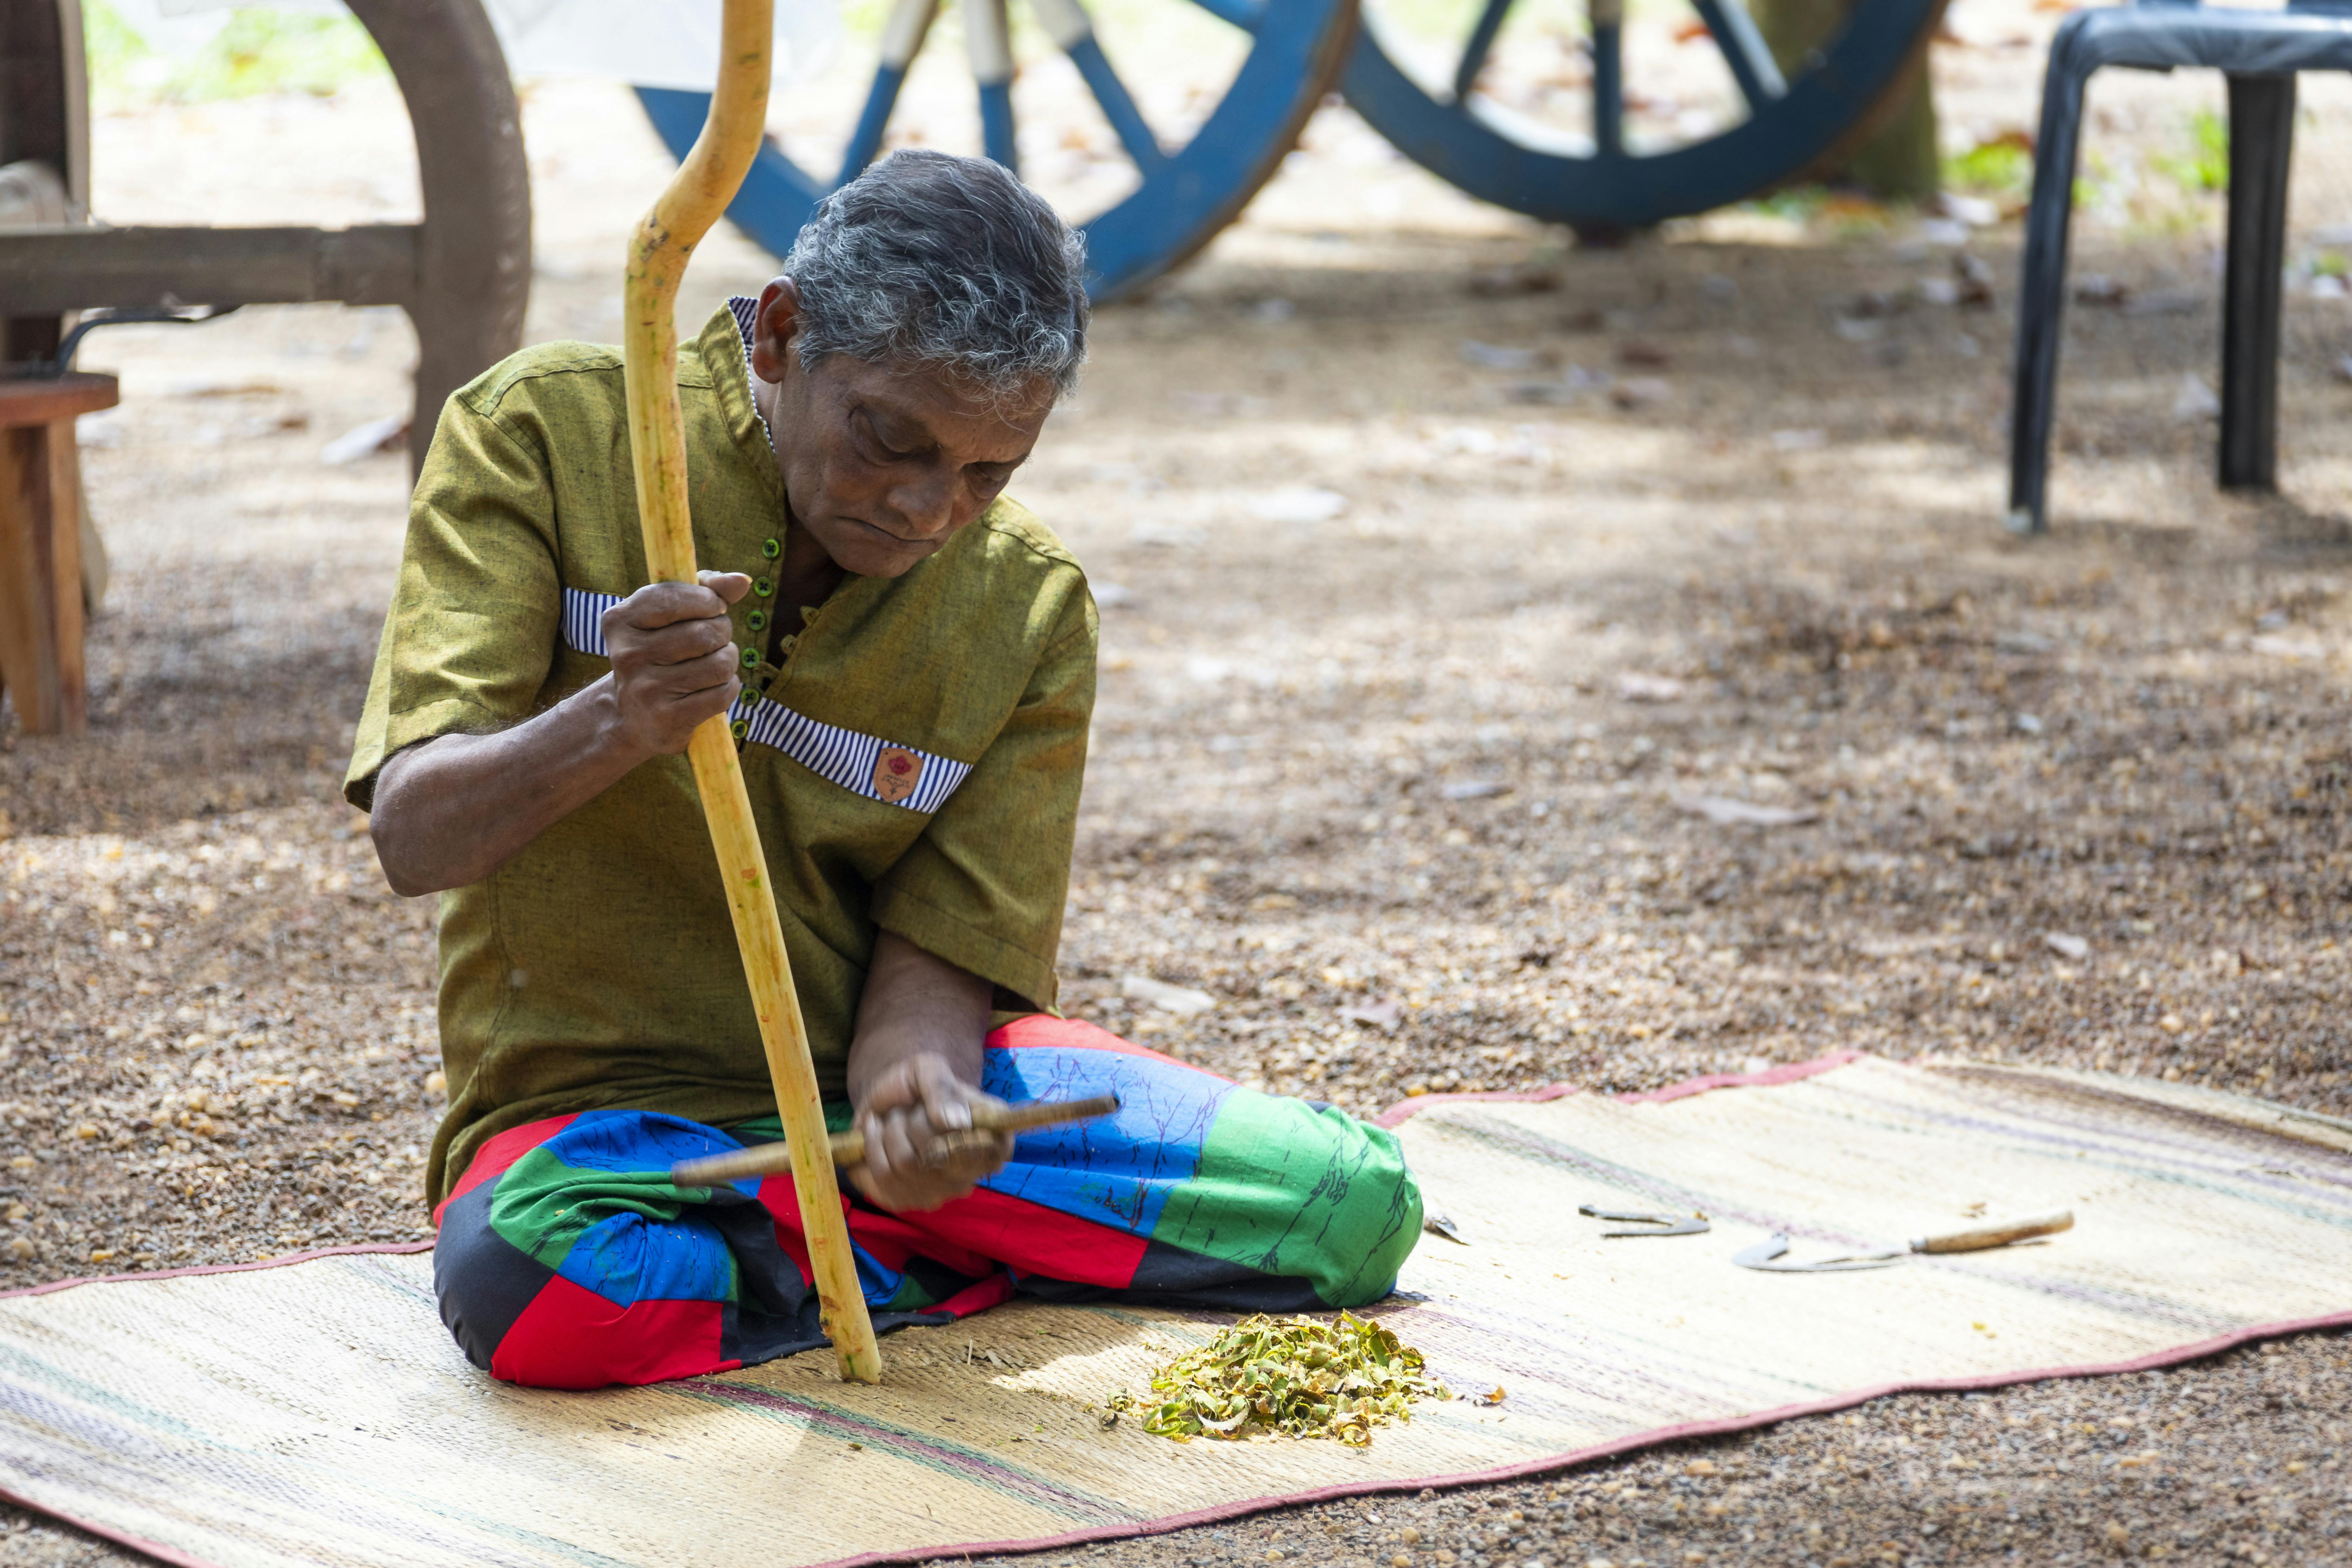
368,570,756,896
604,570,753,756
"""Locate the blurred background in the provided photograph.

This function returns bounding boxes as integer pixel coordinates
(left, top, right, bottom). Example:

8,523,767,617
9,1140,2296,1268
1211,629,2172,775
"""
2,2,2350,1560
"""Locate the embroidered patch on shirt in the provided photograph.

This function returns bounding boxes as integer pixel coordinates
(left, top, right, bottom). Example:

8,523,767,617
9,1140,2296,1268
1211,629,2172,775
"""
559,587,972,814
872,746,923,805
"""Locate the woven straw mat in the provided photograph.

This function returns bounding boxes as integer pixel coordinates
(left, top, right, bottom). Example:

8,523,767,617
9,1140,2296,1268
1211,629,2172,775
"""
2,1055,2346,1568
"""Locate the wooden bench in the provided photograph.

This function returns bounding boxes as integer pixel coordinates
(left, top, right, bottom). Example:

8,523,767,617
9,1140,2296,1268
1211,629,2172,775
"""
0,372,116,736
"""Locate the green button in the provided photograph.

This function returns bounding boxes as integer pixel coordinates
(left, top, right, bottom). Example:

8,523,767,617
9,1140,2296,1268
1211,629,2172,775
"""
753,577,773,598
760,537,781,560
740,647,759,668
730,718,750,741
746,608,768,632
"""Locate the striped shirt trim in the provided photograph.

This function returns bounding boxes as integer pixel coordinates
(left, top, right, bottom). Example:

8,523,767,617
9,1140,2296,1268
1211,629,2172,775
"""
563,588,624,658
559,587,972,814
726,295,777,449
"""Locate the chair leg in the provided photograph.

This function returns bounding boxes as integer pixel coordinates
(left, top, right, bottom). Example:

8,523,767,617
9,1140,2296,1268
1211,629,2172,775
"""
2220,72,2295,494
0,429,46,732
0,421,85,736
44,418,86,730
2006,18,2098,536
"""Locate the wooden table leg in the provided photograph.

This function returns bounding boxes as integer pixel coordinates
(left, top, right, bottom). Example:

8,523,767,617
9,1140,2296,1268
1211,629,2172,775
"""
0,418,87,736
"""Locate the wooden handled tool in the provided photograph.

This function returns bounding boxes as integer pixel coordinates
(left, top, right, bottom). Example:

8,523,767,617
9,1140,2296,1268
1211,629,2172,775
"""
620,0,881,1385
1908,1208,2073,1254
672,1095,1122,1187
1736,1208,2075,1272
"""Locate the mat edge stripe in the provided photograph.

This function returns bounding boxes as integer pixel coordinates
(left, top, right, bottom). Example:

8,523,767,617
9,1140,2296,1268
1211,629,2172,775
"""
0,1478,220,1568
0,1240,435,1302
1370,1049,1865,1130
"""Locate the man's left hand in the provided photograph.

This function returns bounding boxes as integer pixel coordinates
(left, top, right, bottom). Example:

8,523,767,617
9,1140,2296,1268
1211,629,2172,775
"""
849,1050,1015,1212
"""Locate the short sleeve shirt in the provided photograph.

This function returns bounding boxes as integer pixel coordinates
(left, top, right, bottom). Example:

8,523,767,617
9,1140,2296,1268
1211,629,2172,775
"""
346,304,1098,1205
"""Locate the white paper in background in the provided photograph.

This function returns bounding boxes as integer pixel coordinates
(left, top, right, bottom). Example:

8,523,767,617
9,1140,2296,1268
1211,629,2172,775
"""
107,0,365,58
108,0,841,89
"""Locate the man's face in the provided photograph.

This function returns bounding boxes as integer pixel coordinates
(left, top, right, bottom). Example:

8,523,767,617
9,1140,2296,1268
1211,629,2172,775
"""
748,279,1053,580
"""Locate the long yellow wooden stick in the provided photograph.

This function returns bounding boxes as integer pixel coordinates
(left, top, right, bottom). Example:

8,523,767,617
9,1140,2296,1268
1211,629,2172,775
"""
619,0,882,1385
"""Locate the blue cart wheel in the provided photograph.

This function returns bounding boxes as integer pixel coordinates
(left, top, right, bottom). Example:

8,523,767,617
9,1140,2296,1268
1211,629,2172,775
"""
638,0,1358,302
1339,0,1946,231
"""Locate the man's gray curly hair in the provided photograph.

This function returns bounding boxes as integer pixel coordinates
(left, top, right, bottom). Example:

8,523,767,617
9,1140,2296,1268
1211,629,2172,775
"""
784,149,1089,402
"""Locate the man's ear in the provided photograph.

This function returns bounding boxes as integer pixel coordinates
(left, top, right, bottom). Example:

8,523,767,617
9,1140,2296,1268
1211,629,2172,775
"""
748,277,801,385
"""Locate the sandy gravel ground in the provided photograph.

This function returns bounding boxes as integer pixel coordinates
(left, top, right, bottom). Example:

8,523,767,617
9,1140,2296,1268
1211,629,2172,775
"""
5,10,2352,1563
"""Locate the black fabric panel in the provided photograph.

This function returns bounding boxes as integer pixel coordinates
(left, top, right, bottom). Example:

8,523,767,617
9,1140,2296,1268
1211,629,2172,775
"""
719,1302,962,1368
719,1300,828,1365
899,1252,990,1308
432,1182,558,1372
1019,1238,1329,1314
700,1187,811,1320
706,1191,966,1368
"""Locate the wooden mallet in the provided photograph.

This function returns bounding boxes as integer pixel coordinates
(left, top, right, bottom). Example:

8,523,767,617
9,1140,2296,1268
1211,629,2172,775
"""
672,1094,1122,1187
619,0,881,1384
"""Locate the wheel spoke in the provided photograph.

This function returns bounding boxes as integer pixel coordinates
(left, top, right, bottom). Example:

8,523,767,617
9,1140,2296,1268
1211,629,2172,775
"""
1591,0,1623,157
1073,38,1171,171
835,0,938,186
1450,0,1517,106
837,67,914,186
978,83,1018,171
1029,0,1168,171
1689,0,1785,111
966,0,1019,172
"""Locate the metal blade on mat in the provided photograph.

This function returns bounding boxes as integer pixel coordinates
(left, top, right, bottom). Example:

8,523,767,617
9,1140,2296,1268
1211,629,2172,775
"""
1732,1234,1903,1272
1578,1204,1710,1238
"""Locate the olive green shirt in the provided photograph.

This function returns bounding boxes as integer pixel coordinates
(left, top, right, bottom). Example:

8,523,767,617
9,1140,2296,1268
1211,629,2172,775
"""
346,304,1097,1205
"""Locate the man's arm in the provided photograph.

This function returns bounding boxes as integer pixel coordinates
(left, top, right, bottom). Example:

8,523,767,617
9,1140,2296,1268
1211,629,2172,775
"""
845,931,1014,1212
369,572,750,897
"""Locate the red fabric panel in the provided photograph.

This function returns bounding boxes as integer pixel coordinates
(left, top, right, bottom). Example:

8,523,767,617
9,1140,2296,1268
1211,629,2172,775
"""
843,1204,1000,1281
755,1178,1005,1284
904,1186,1147,1288
432,1113,581,1226
489,1272,734,1389
928,1271,1017,1319
754,1174,1141,1288
752,1175,845,1286
757,1179,820,1286
986,1013,1228,1079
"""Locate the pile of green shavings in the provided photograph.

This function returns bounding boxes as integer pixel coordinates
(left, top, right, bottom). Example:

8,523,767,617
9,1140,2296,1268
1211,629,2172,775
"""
1109,1311,1449,1447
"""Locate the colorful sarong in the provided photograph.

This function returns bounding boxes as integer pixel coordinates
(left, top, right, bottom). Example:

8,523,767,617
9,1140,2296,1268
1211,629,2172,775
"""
431,1016,1422,1388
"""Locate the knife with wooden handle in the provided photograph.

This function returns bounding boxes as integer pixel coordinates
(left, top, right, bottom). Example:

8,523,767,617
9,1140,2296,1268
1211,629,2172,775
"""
1737,1209,2075,1271
1909,1208,2073,1254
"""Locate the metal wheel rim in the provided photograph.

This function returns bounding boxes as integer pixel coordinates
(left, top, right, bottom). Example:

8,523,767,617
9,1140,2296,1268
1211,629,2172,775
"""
1338,0,1946,229
638,0,1359,302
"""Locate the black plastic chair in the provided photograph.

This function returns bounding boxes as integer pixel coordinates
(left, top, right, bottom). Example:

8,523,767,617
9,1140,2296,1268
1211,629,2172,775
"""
2007,0,2352,536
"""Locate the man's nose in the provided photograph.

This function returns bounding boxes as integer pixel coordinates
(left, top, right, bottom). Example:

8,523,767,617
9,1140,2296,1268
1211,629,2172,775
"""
887,467,959,539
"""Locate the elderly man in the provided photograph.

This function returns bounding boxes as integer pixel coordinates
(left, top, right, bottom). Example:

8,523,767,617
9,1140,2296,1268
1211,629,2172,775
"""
347,151,1421,1389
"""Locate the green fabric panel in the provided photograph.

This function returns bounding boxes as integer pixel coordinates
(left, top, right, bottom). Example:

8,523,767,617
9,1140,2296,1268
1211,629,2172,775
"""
1152,1097,1423,1307
880,1274,945,1313
725,1106,851,1141
485,1143,734,1306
